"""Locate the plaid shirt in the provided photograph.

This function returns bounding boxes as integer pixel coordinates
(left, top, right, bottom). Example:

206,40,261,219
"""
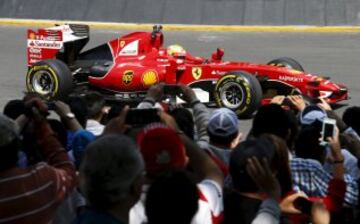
290,158,358,207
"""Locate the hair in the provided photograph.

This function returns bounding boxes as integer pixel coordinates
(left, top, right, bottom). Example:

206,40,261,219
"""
3,99,25,120
343,106,360,136
0,138,20,171
208,130,239,146
230,134,292,196
66,96,88,128
252,104,298,149
261,134,293,195
105,103,125,124
230,136,275,193
84,91,106,119
294,125,326,164
169,108,195,140
79,134,144,210
145,170,199,224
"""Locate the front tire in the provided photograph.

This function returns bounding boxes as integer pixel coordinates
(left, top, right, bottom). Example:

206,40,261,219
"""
26,59,73,100
214,71,262,118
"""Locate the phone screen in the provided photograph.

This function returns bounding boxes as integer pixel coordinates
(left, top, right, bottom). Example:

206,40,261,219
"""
163,85,181,95
323,122,335,140
125,108,160,126
294,197,313,214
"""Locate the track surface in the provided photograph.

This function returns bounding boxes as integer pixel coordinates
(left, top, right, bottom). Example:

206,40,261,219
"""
1,26,360,134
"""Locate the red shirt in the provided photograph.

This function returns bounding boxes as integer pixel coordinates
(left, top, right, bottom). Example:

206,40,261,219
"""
0,122,76,224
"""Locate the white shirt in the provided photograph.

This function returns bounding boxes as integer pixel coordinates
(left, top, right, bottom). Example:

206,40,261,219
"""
86,119,104,136
130,179,223,224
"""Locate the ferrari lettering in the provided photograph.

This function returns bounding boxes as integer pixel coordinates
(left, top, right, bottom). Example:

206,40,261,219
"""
279,76,303,82
119,40,139,56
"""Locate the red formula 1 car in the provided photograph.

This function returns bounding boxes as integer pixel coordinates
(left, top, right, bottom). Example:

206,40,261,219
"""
26,24,348,117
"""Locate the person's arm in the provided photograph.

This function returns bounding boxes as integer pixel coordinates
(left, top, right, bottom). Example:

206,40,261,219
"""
252,199,280,224
179,84,210,147
54,101,82,132
27,99,76,200
137,84,164,109
320,129,346,211
160,111,223,187
247,157,281,224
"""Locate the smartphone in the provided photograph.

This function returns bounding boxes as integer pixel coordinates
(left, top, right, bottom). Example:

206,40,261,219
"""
293,197,313,214
321,118,336,144
125,108,160,126
163,85,181,96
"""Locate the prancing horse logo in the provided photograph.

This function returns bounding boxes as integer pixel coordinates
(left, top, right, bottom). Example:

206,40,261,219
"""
192,67,202,80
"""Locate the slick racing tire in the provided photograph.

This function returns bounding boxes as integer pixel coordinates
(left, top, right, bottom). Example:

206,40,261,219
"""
214,71,262,118
267,57,304,72
26,59,73,100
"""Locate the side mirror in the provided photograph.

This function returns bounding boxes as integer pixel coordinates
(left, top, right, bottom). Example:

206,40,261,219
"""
211,48,224,62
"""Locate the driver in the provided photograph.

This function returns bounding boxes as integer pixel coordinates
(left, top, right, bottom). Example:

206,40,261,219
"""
167,44,186,57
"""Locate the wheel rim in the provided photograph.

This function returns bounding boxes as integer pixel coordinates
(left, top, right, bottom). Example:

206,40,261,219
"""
31,70,54,95
220,82,244,109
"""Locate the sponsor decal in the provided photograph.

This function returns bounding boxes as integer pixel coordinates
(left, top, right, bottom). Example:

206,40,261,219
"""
289,69,303,75
122,70,134,85
29,48,42,54
211,70,227,75
29,54,42,59
279,75,303,83
192,67,202,80
142,70,158,86
120,40,126,48
119,40,139,56
27,40,63,49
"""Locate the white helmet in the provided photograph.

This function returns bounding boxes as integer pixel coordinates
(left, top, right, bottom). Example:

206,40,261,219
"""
167,44,186,56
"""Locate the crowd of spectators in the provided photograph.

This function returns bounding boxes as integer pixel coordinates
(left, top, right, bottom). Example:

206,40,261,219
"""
1,83,360,224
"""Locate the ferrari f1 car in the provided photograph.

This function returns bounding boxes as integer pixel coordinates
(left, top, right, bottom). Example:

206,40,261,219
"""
26,24,348,117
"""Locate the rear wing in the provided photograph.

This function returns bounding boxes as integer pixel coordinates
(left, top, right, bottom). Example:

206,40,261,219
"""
27,24,89,67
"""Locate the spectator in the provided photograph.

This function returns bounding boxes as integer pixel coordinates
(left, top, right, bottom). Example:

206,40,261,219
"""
343,106,360,136
223,135,288,224
76,135,144,224
145,170,199,224
84,91,107,136
130,118,224,224
3,99,25,120
251,103,298,150
253,103,358,207
205,108,241,165
0,98,76,224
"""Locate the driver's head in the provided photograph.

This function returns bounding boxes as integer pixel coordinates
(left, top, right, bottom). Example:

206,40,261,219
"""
167,44,186,56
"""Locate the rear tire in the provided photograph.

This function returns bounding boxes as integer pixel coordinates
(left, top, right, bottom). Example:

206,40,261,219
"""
214,71,262,118
267,57,304,72
26,59,73,100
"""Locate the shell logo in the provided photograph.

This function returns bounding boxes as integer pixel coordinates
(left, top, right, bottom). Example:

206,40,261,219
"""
142,70,158,86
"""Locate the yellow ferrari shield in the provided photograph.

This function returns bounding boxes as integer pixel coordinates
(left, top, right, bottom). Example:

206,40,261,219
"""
192,67,202,80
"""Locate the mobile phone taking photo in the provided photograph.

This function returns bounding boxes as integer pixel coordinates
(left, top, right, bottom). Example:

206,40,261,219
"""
125,108,160,126
163,84,181,96
293,197,313,215
320,118,336,145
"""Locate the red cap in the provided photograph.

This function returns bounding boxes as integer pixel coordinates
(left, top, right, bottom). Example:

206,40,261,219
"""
137,123,187,176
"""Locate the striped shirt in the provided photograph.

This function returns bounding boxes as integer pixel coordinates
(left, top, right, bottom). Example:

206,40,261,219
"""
0,122,76,224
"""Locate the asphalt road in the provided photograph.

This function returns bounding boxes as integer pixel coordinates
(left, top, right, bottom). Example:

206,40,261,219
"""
1,26,360,135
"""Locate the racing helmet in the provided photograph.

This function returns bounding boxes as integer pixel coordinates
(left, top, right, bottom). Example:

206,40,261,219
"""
167,44,186,56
